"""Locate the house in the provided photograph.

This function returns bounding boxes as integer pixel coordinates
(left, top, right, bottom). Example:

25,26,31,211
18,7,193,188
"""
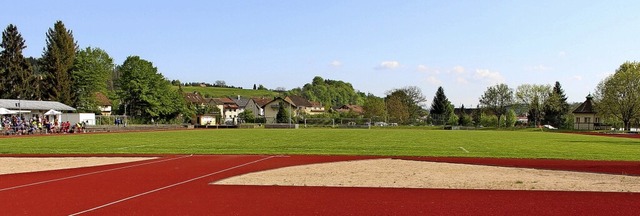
261,97,297,124
253,97,272,116
285,95,325,116
183,92,207,107
232,96,260,118
219,97,240,125
572,94,604,130
333,104,364,115
95,92,112,116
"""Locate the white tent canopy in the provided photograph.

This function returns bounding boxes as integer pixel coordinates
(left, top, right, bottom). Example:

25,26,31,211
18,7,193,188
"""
44,109,62,115
0,108,17,115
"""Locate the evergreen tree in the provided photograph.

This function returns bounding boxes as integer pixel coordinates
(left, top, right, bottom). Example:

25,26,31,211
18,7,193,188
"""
430,86,451,125
41,21,78,105
276,101,290,123
0,24,33,99
543,81,570,128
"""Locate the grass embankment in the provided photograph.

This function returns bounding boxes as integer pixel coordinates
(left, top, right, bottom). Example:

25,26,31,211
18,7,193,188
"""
2,129,639,161
177,86,278,98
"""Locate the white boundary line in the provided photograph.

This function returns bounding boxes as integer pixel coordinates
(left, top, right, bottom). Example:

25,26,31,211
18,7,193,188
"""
459,147,470,153
69,155,277,216
0,155,193,192
116,144,157,150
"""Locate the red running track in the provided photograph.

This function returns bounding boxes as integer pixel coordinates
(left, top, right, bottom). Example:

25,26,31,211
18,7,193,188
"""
1,155,639,215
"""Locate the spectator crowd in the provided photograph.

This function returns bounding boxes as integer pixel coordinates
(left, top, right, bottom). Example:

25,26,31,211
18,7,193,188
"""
1,115,86,135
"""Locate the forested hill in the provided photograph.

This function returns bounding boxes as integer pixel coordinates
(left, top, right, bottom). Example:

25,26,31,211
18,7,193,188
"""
288,76,365,107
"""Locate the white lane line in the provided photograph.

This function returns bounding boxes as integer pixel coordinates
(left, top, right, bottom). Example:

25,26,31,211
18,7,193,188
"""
0,155,193,192
459,147,470,153
116,144,157,150
69,155,277,216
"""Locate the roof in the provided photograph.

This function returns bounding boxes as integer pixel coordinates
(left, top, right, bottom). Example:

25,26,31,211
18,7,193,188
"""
95,92,112,106
0,99,76,111
573,95,596,114
231,97,251,108
286,95,312,107
310,101,323,108
183,92,206,104
334,104,364,114
253,98,272,107
260,97,297,108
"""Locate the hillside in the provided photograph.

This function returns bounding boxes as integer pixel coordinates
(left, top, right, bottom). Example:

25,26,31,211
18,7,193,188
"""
174,86,280,98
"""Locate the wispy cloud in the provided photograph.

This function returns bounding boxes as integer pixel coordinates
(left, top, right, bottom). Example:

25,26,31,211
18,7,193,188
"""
557,51,567,58
571,75,583,81
450,65,465,74
375,61,400,70
456,77,469,84
330,60,342,67
527,64,552,72
425,76,442,85
474,69,505,85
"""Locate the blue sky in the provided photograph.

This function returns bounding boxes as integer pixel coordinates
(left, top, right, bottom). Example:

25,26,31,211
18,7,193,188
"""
4,1,640,106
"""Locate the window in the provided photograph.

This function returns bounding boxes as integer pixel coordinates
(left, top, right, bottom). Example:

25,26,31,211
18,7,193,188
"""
585,117,591,123
575,117,580,123
595,118,600,123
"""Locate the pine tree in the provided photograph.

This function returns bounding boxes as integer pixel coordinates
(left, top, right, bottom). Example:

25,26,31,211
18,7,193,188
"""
40,21,78,105
543,81,570,128
0,24,33,99
430,86,451,125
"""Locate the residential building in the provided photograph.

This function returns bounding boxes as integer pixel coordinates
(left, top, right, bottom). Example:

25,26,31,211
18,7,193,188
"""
95,92,112,116
261,97,296,124
572,94,602,130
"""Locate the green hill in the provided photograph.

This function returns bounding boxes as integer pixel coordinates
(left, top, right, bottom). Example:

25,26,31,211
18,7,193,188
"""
174,85,280,98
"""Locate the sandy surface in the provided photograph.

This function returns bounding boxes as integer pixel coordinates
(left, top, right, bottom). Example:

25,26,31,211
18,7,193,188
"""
214,158,640,192
0,157,155,175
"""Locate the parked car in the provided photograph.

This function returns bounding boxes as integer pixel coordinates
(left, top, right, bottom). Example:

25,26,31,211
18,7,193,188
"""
543,125,557,130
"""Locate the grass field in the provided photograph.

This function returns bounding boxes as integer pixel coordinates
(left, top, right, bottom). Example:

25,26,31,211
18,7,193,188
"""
2,129,639,161
176,86,279,98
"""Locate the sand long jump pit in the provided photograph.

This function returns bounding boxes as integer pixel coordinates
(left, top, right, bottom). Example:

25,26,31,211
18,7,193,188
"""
0,157,155,175
214,158,640,192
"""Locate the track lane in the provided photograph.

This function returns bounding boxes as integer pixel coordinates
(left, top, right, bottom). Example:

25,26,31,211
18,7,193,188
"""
1,155,639,215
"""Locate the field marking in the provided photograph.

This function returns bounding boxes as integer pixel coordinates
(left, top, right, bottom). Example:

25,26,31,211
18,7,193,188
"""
116,144,157,150
69,155,277,216
459,147,469,153
0,155,192,192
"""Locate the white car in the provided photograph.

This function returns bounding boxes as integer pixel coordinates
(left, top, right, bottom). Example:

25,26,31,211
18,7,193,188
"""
543,125,557,130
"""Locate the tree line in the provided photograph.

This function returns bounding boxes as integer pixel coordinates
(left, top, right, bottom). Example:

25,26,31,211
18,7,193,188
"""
0,21,187,123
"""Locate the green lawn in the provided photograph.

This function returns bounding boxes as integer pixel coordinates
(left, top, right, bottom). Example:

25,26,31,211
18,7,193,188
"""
2,129,639,161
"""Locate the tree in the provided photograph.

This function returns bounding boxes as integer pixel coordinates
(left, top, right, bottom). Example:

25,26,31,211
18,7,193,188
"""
276,101,290,123
387,86,426,123
594,62,640,131
41,21,78,105
515,84,551,127
294,76,363,108
72,47,114,112
543,81,570,128
239,109,255,123
214,80,226,87
446,104,458,126
253,84,257,90
479,83,514,127
0,24,33,99
505,109,517,128
116,56,185,121
362,93,386,121
385,90,410,124
430,86,451,125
